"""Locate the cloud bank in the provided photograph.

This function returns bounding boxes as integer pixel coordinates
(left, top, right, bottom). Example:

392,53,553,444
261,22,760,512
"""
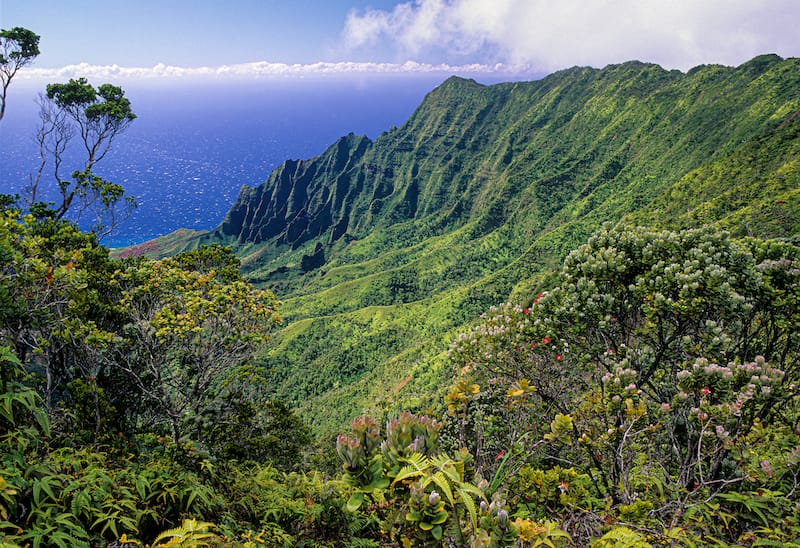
18,1,797,83
18,60,525,82
342,0,800,71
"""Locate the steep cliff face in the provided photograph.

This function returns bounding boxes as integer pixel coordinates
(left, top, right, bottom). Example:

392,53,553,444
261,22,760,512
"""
218,133,371,249
213,76,505,251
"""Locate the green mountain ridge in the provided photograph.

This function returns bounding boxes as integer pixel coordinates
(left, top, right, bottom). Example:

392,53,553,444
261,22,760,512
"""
155,54,800,435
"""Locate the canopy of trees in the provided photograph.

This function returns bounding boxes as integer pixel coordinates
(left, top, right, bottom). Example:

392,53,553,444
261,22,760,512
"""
0,26,40,121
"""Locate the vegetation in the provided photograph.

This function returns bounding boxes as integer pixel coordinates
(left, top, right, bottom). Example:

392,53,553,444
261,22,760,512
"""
146,54,800,438
445,225,800,544
2,216,797,546
0,213,295,546
0,26,40,121
27,77,138,237
1,28,798,545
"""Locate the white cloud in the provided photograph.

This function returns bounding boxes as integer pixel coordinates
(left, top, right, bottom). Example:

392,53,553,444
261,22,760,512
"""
342,0,800,71
19,2,796,84
17,60,524,82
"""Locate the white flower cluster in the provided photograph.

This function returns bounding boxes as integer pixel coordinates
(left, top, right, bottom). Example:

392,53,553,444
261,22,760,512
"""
601,364,641,398
677,356,784,425
601,365,638,386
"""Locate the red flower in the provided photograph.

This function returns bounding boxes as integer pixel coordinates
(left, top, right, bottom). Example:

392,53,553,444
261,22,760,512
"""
530,343,536,349
523,307,530,314
555,355,563,362
701,386,711,396
542,337,551,345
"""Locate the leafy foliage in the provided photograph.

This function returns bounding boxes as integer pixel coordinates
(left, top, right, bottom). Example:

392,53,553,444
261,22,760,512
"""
337,412,491,546
1,215,798,546
108,246,281,443
0,213,306,546
446,224,800,544
25,77,137,237
0,26,40,121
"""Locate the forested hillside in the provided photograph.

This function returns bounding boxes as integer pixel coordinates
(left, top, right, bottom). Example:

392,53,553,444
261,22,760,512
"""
160,54,800,434
3,52,800,546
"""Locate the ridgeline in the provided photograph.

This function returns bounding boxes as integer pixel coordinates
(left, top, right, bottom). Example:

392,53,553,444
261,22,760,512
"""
139,54,800,435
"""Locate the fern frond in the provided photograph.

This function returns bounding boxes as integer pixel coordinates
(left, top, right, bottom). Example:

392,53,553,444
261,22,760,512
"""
429,472,454,506
392,453,430,485
455,487,479,532
151,518,219,546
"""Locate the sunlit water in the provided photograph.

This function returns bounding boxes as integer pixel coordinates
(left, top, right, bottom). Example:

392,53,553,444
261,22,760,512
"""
0,75,456,247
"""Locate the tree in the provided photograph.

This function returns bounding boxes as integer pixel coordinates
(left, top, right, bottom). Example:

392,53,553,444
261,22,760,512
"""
27,77,136,237
108,247,281,444
0,212,94,400
0,209,139,444
0,26,40,121
205,399,311,468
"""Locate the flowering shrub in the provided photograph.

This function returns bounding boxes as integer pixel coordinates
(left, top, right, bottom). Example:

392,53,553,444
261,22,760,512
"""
444,225,800,543
445,301,583,486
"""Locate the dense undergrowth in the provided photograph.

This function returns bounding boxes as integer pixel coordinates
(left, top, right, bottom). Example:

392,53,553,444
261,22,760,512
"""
2,211,798,546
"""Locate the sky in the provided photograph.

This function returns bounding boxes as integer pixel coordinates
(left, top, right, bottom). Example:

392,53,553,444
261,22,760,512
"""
1,0,799,81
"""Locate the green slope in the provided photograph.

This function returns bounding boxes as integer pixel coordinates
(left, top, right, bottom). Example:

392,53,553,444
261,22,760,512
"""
162,55,800,435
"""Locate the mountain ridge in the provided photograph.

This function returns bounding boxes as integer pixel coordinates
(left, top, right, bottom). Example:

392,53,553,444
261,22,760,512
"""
207,55,794,251
149,54,799,433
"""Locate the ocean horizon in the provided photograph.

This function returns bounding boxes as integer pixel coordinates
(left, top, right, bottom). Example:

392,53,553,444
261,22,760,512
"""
1,74,493,248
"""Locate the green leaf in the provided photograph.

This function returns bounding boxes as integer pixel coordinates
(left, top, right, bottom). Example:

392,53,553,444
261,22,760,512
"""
346,491,366,512
393,468,424,486
32,477,56,506
186,488,197,509
429,472,454,506
135,477,147,500
456,487,479,531
368,477,389,491
430,510,448,525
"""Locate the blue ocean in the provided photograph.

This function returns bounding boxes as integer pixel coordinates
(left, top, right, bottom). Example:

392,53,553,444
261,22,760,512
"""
0,75,462,247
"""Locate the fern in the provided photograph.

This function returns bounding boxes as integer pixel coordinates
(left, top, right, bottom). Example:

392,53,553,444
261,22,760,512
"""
392,452,430,485
151,518,220,546
591,526,652,548
16,510,90,548
429,472,455,506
